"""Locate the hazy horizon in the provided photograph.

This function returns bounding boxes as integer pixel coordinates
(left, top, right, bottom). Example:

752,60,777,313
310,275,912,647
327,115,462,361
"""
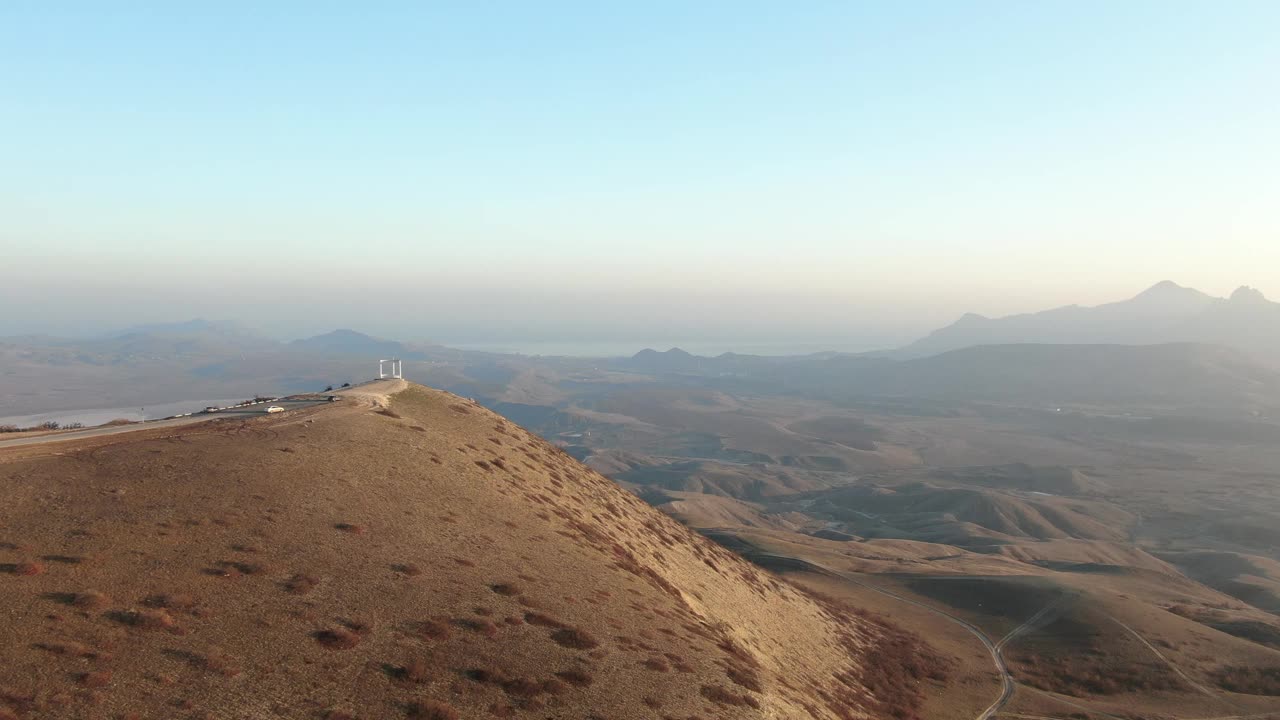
4,3,1278,343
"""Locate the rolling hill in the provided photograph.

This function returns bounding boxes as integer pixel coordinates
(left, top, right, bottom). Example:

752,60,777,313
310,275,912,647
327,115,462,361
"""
0,381,946,720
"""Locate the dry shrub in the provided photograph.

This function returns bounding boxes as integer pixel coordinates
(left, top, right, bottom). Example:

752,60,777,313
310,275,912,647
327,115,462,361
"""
642,658,670,672
417,619,451,641
490,583,521,596
6,562,45,576
550,628,598,650
334,523,366,535
219,560,268,575
456,618,498,638
199,648,242,677
700,684,760,708
726,664,763,692
314,628,361,650
388,657,432,684
36,641,93,657
77,671,112,688
167,648,242,677
72,591,111,611
324,711,357,720
501,678,543,697
523,612,565,628
406,699,458,720
448,404,471,414
1211,666,1280,696
111,608,176,630
41,554,84,565
393,563,423,576
555,669,593,687
375,408,402,419
144,593,199,610
284,574,319,595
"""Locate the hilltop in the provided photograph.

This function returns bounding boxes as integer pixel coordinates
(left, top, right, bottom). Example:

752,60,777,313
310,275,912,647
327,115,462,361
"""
0,382,946,720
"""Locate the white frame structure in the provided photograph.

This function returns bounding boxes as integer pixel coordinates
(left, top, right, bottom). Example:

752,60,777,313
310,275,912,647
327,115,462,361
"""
379,358,403,379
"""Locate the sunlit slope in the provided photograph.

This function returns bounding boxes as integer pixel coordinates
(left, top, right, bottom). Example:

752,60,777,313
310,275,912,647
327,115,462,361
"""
0,382,927,720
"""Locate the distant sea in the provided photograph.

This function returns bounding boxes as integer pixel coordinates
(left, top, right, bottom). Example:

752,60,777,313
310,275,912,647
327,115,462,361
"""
442,340,882,358
0,397,247,430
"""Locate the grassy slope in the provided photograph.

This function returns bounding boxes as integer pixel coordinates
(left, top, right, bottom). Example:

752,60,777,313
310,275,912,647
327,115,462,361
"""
0,383,940,720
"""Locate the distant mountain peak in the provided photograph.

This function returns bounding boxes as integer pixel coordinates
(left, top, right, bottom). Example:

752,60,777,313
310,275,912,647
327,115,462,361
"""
1133,280,1204,302
897,281,1278,361
1230,286,1270,304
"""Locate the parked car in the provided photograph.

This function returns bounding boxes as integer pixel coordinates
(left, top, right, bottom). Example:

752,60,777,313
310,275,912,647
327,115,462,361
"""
265,406,285,413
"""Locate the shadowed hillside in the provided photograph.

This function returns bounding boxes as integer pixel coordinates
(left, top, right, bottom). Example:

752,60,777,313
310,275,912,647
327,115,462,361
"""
0,382,947,720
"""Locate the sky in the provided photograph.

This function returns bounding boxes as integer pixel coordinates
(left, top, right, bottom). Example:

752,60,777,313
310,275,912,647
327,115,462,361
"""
2,2,1278,348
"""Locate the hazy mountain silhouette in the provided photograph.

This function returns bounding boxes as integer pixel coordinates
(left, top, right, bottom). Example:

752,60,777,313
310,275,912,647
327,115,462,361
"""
900,282,1280,362
288,328,425,359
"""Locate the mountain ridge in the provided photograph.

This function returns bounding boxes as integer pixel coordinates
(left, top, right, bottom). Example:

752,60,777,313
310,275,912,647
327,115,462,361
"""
899,281,1280,362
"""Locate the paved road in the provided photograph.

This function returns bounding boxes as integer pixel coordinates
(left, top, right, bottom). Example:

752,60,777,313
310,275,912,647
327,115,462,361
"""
0,397,330,450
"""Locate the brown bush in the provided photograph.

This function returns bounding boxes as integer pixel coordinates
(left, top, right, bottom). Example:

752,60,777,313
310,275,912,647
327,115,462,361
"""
334,523,366,535
417,619,451,641
78,671,112,688
726,664,763,691
72,591,111,611
110,608,176,630
5,562,45,576
550,628,599,650
523,612,565,628
375,408,402,419
144,593,199,610
490,583,521,596
700,684,760,708
1211,666,1280,695
314,628,361,650
456,618,499,637
388,657,432,684
284,574,319,595
555,669,593,687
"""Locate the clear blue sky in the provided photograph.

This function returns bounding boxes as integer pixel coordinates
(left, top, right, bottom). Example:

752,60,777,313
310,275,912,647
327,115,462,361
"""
2,2,1277,345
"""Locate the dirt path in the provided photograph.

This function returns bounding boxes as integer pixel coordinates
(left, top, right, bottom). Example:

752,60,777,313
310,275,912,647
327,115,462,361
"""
1110,615,1237,708
746,551,1038,720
